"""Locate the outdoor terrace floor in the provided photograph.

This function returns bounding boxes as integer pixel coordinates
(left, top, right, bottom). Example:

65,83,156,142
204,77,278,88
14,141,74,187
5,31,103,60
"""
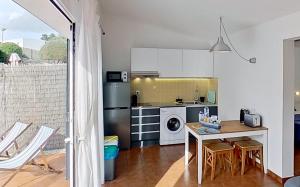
0,153,68,187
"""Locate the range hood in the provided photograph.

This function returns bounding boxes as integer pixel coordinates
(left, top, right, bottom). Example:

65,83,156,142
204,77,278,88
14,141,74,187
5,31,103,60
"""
131,71,159,78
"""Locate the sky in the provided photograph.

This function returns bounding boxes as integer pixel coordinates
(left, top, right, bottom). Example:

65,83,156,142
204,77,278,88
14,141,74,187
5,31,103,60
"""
0,0,57,41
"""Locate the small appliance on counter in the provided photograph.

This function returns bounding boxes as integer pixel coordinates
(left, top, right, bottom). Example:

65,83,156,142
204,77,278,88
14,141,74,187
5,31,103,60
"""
240,108,250,123
131,94,138,107
106,71,128,82
244,114,261,127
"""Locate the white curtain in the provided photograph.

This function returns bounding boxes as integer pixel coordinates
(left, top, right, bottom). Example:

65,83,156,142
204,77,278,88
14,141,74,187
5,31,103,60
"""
75,0,103,186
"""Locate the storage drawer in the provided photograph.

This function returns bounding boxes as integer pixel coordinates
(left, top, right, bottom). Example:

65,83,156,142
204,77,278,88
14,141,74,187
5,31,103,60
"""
131,125,139,133
132,109,139,116
142,116,160,124
142,108,160,116
131,117,139,125
142,124,160,132
141,132,160,140
131,133,139,141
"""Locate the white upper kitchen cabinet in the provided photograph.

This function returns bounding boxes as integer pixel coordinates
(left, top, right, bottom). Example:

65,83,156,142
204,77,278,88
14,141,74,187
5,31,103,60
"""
182,50,213,77
131,48,158,72
158,49,183,77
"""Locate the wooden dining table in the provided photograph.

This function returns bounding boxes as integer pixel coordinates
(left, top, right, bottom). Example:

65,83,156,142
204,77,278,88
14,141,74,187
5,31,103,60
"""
184,120,268,184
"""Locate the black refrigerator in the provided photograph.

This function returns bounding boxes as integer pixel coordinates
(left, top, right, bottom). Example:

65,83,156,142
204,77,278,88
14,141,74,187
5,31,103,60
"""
103,82,131,149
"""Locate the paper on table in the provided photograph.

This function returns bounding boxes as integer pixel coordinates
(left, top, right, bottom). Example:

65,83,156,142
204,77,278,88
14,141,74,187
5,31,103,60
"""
198,127,220,135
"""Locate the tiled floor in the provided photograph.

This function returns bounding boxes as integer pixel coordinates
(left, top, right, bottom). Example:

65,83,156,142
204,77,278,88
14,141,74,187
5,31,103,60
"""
105,144,281,187
0,153,68,187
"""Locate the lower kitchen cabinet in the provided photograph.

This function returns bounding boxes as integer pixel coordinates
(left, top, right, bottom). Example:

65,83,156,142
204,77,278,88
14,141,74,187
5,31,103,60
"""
131,107,160,148
186,106,218,123
131,106,218,147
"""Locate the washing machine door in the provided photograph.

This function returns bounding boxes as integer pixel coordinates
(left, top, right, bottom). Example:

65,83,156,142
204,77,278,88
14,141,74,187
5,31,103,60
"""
164,114,184,134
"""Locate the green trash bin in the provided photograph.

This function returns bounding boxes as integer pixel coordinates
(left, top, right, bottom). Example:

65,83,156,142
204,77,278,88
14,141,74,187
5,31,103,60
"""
104,145,119,181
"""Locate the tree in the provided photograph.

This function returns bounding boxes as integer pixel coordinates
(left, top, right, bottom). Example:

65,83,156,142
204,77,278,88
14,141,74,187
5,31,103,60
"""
40,34,48,41
0,50,6,63
0,42,23,63
41,33,57,41
39,36,67,63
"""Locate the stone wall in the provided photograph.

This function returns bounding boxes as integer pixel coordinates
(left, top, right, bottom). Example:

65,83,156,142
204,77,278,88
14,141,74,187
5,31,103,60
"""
0,63,67,150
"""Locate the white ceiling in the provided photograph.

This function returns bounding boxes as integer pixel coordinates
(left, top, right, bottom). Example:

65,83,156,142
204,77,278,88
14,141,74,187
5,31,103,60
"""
14,0,71,38
101,0,300,39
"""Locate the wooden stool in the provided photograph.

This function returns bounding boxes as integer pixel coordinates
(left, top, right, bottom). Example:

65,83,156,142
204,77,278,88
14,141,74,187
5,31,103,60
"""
203,143,234,181
224,136,251,145
196,139,222,165
224,137,251,168
234,140,263,175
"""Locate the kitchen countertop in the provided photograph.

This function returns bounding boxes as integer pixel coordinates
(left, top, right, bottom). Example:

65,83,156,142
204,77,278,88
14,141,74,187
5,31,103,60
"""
132,102,217,109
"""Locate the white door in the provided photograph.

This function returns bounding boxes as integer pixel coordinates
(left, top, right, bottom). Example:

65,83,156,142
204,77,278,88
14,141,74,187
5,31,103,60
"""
131,48,158,72
158,49,183,77
182,50,213,77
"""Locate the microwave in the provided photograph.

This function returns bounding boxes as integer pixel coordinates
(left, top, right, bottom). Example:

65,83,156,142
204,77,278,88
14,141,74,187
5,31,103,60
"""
106,71,128,82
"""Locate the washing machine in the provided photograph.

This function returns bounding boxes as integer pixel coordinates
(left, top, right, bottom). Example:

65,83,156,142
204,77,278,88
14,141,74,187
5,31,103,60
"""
160,107,186,145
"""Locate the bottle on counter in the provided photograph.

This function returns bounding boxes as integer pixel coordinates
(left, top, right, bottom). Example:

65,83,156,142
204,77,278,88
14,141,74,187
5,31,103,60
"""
204,106,210,117
199,111,204,122
194,89,199,102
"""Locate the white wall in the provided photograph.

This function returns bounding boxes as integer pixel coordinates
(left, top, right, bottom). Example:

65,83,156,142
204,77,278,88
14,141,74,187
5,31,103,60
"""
214,11,300,178
101,15,211,75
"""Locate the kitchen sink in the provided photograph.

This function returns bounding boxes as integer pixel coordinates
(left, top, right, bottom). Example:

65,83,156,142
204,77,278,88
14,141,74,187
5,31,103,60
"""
182,101,201,105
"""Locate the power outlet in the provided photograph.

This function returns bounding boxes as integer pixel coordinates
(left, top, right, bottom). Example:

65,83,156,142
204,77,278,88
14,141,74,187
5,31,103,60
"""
249,57,256,63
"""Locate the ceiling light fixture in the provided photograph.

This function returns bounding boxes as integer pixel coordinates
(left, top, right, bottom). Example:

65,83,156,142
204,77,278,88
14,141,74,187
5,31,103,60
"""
210,17,256,64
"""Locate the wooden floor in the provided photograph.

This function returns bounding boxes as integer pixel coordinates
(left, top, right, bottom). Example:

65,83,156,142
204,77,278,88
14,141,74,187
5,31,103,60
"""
0,153,68,187
105,144,281,187
0,144,293,187
295,146,300,176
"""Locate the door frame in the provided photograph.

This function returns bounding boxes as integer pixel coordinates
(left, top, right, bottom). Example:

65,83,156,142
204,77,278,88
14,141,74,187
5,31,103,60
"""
49,1,76,187
66,22,75,187
283,37,300,178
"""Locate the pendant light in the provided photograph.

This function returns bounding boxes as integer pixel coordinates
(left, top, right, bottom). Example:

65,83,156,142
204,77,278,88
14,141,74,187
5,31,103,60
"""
210,17,231,52
210,17,256,63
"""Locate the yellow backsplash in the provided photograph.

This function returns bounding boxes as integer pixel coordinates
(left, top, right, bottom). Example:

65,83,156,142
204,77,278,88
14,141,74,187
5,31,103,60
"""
131,78,218,103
